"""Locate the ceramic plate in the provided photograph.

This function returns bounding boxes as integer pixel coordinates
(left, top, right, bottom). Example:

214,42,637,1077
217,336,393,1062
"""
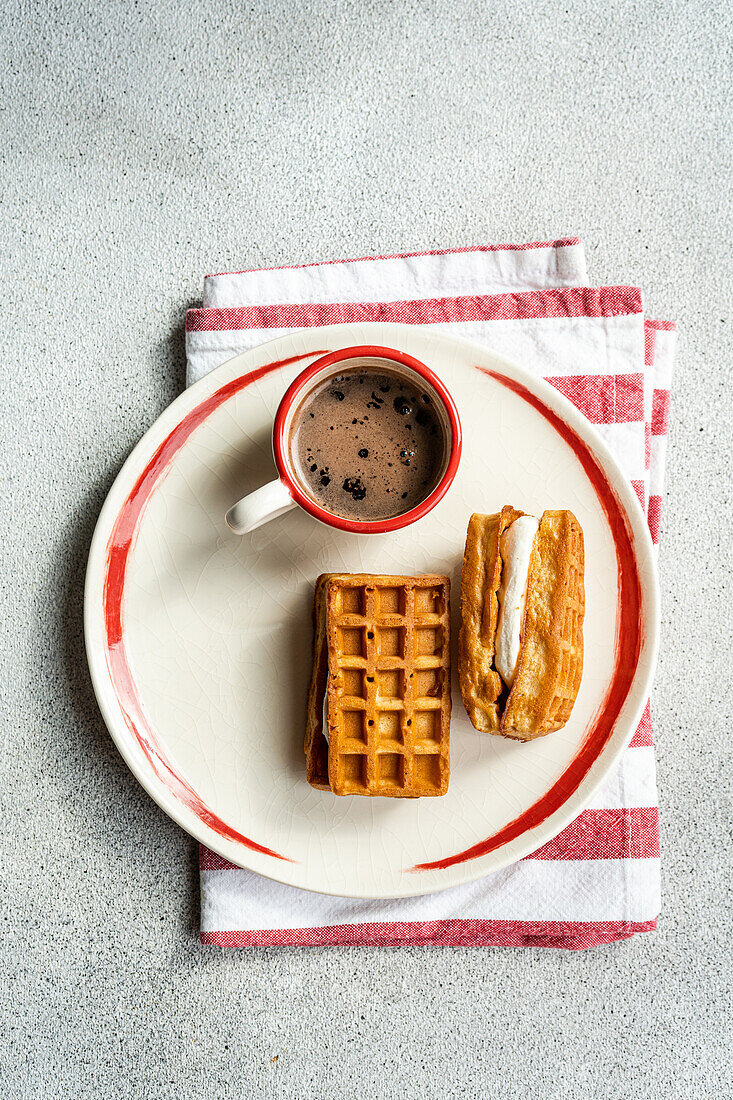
85,323,659,898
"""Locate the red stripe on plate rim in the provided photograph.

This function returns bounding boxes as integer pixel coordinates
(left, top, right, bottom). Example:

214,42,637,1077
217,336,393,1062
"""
101,350,328,864
409,368,645,873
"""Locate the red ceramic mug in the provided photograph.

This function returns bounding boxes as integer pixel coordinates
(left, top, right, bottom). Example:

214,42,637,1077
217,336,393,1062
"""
225,345,462,535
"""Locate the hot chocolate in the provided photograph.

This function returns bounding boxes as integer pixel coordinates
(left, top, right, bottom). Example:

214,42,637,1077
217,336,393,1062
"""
288,368,448,522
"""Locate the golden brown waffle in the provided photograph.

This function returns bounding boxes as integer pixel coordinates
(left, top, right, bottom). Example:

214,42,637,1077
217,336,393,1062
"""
459,508,584,741
459,506,523,733
305,573,451,796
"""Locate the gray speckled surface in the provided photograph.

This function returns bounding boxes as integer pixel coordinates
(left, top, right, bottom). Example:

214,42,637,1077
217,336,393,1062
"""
2,0,731,1096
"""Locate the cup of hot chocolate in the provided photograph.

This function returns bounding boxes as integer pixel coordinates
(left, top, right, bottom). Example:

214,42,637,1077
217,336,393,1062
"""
225,345,462,535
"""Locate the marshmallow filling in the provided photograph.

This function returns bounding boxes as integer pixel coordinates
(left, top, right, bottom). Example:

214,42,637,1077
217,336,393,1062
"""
494,515,539,688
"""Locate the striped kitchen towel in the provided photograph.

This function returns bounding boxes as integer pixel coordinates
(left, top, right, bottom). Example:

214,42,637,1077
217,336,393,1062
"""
185,238,676,949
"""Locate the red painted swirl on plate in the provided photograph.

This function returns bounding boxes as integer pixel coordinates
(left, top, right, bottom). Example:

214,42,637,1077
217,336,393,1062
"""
103,351,327,863
409,367,644,872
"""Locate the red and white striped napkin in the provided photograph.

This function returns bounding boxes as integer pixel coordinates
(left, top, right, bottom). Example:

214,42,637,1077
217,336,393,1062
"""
185,238,675,949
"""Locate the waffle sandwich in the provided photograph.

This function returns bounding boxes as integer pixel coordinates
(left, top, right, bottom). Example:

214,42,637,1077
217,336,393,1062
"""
305,573,451,797
459,507,584,740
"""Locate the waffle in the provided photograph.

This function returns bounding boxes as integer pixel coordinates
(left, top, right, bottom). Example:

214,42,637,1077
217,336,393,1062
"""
459,508,584,741
305,573,451,797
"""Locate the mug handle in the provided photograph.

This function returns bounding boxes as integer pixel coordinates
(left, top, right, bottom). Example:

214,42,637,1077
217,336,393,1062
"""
225,478,296,535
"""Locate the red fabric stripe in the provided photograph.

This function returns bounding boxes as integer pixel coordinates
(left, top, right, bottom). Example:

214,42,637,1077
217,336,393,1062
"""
651,389,671,435
546,373,645,424
200,846,240,871
629,701,654,747
526,807,659,861
205,239,582,279
201,918,656,950
648,495,662,544
186,286,643,332
631,479,645,508
645,319,676,331
645,422,652,469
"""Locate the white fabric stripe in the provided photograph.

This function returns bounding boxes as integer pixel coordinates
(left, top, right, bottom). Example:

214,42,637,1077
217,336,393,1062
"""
644,351,654,425
592,421,646,482
586,746,658,809
642,328,654,513
648,328,675,499
203,243,588,308
651,328,677,392
186,314,646,388
649,435,668,496
201,857,660,931
647,328,675,563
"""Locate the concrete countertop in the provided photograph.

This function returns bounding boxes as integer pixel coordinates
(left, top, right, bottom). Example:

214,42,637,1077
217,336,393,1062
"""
2,0,730,1096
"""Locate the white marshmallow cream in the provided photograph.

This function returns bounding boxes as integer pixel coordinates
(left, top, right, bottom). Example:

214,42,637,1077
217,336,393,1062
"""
494,515,539,688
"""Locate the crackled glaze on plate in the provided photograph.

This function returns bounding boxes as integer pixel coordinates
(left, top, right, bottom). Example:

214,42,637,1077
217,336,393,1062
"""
85,324,659,898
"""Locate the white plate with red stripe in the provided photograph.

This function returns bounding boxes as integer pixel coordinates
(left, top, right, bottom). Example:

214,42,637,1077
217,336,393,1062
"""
85,323,659,898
